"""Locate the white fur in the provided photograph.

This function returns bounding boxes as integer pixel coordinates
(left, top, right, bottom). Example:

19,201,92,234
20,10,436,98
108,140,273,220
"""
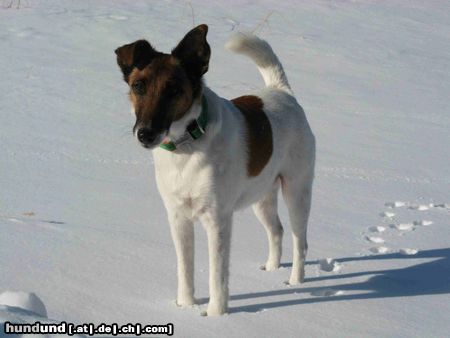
225,32,293,95
151,33,315,316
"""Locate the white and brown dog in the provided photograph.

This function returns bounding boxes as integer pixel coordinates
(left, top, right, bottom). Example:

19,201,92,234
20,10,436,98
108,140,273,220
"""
115,25,315,316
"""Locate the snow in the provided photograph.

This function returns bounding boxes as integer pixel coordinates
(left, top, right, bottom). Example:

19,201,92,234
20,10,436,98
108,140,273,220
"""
1,0,449,337
0,291,47,318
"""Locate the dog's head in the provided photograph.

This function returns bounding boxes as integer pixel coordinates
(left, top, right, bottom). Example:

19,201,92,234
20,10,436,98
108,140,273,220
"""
115,24,210,148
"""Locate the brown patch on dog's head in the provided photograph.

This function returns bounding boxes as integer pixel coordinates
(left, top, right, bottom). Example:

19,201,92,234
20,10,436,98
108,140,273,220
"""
126,55,195,133
115,39,159,82
232,95,273,177
114,25,211,148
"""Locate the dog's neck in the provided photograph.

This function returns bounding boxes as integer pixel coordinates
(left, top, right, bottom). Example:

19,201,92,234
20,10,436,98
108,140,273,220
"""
163,85,220,153
166,96,203,142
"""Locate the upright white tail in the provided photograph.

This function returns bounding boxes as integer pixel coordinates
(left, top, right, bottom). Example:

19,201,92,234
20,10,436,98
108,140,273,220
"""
225,32,293,94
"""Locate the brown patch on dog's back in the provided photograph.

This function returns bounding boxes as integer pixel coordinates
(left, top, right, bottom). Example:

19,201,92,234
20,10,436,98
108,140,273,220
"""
232,95,273,177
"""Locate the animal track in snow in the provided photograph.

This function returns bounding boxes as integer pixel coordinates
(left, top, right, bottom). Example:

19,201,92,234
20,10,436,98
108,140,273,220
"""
384,200,449,211
433,203,450,209
369,226,386,233
366,236,385,244
380,211,395,218
408,204,430,211
318,258,341,272
390,223,414,231
369,246,390,254
385,201,406,208
311,289,344,297
413,220,433,226
399,248,418,256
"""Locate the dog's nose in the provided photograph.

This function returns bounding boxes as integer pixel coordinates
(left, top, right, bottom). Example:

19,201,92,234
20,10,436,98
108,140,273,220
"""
137,128,157,145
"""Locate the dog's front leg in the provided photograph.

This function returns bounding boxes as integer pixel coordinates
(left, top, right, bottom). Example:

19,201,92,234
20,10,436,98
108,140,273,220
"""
200,211,232,316
168,212,195,306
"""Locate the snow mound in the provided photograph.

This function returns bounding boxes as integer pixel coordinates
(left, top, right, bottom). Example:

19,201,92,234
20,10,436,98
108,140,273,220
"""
366,236,385,244
399,248,419,256
0,291,47,318
390,223,415,231
380,211,395,218
0,304,85,338
369,246,390,254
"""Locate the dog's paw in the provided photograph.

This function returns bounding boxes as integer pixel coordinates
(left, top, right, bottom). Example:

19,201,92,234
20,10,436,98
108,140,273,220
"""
202,303,228,316
287,273,305,286
260,261,280,271
200,309,228,317
176,297,197,307
284,278,304,286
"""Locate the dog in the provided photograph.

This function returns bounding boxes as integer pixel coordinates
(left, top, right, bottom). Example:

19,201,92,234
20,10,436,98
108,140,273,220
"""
115,24,315,316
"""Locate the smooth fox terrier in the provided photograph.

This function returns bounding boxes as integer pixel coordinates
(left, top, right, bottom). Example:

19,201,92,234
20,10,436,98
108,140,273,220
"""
115,25,315,316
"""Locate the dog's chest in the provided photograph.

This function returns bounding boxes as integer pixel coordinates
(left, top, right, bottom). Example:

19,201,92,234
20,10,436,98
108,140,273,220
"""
153,150,218,216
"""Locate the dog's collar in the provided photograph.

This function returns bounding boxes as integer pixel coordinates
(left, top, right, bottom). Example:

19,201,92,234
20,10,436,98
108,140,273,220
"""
159,95,208,151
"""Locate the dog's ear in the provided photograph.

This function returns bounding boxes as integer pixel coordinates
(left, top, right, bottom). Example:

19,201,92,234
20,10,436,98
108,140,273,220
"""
172,24,210,79
115,40,157,82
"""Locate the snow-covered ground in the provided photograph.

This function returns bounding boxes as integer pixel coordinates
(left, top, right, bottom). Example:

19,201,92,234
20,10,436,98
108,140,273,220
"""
1,0,449,337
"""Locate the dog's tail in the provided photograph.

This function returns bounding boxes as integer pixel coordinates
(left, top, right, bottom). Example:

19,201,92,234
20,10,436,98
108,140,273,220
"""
225,32,293,94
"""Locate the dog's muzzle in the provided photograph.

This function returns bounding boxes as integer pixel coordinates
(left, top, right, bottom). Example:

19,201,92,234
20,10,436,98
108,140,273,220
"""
136,127,160,148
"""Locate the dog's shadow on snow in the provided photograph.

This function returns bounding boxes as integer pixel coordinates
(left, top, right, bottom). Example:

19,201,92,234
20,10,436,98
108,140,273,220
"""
228,248,450,313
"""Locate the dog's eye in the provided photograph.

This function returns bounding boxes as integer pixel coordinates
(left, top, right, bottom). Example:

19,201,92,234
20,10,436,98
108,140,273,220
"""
132,80,146,95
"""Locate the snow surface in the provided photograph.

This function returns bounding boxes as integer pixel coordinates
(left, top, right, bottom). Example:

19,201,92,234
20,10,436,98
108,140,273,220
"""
1,0,449,337
0,291,47,318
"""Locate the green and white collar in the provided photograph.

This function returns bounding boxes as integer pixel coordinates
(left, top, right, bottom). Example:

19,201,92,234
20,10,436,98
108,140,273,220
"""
159,95,208,151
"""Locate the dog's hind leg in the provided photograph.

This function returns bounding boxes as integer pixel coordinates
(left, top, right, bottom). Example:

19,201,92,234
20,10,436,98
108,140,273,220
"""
168,212,196,306
281,174,313,285
252,181,283,271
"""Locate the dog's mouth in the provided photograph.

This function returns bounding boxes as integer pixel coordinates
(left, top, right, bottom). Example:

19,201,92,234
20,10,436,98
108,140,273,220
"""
139,135,165,149
160,137,172,147
140,142,156,149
